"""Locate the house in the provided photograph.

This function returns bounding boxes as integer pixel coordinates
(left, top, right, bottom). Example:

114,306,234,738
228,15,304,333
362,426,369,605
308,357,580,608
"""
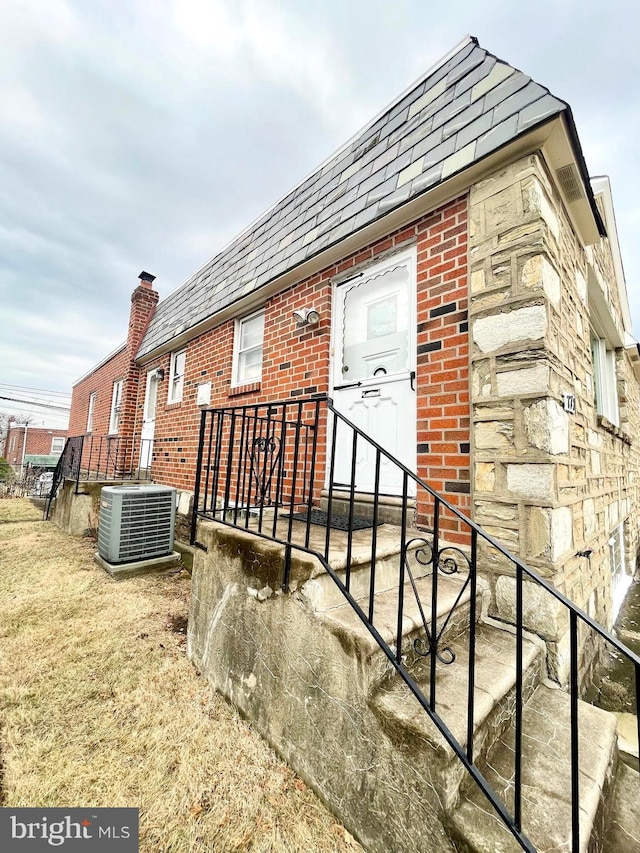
4,417,68,474
64,37,640,850
68,35,639,624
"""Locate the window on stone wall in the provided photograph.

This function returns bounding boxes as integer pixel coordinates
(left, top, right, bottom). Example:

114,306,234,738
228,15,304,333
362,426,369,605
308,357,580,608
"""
109,379,123,434
232,309,265,386
590,332,619,426
168,349,186,403
86,392,96,432
51,437,65,454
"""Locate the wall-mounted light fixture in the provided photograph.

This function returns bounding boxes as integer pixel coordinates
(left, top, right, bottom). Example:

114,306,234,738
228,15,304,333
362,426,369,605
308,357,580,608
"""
293,307,320,328
156,368,165,381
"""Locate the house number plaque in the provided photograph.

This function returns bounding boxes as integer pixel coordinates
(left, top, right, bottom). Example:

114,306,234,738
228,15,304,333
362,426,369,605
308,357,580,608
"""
562,393,576,414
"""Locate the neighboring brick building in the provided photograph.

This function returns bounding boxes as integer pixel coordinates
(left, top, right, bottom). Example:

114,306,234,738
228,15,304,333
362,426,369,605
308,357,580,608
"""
4,419,68,471
68,37,640,628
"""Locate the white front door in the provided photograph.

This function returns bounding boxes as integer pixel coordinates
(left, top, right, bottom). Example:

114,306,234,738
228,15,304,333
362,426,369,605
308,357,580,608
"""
331,248,416,496
140,371,159,470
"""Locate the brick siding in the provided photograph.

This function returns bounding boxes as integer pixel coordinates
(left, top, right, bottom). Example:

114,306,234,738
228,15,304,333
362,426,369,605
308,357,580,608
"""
68,196,471,532
3,425,68,465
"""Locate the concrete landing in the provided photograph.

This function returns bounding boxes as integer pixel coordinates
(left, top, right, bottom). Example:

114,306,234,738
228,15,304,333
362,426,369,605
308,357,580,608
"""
94,550,182,579
448,684,618,853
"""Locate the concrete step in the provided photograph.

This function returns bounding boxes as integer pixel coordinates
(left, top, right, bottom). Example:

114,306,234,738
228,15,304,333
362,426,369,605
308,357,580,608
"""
315,570,486,679
448,684,619,853
602,761,640,853
370,623,542,809
301,530,471,613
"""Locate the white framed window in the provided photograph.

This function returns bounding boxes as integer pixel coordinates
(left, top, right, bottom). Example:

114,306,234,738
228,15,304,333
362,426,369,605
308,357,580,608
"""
51,436,65,454
591,333,619,426
232,309,265,386
168,349,186,403
86,392,96,433
109,379,123,434
9,435,16,452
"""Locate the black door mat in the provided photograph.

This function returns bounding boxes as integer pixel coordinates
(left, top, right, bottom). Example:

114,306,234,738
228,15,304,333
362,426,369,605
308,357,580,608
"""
285,509,382,531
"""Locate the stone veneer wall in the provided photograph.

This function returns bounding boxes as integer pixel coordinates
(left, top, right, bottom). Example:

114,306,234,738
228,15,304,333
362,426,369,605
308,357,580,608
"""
469,153,640,671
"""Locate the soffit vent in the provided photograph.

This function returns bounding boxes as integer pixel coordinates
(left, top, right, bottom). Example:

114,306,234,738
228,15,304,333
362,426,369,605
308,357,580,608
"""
556,164,585,203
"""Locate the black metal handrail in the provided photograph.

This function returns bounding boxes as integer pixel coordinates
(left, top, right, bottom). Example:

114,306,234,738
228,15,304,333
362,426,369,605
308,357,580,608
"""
191,395,640,853
44,434,154,519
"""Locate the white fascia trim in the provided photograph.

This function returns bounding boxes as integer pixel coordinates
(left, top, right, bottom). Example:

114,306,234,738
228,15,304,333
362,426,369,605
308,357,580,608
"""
590,176,632,335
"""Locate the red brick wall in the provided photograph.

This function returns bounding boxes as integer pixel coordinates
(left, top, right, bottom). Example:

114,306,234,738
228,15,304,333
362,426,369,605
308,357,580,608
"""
66,197,470,532
135,195,470,526
69,347,128,438
4,426,68,465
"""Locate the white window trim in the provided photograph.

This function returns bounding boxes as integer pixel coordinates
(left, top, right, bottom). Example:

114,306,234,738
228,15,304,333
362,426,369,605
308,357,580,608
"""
168,349,186,404
109,379,123,435
51,436,65,454
590,329,619,426
86,392,96,433
232,309,265,387
9,435,16,452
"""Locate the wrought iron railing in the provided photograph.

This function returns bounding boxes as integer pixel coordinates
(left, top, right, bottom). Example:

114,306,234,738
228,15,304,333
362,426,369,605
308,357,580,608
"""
44,434,154,518
191,395,640,853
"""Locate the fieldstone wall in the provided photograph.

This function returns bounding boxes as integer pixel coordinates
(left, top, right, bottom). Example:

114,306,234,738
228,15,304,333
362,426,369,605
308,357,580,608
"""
469,153,640,660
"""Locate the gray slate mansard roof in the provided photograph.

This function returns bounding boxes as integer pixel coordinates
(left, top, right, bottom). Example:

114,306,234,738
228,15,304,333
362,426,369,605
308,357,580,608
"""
137,36,597,360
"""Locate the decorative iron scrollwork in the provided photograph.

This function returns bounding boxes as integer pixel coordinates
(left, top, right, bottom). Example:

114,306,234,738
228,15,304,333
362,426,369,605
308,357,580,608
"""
404,537,472,666
248,434,281,506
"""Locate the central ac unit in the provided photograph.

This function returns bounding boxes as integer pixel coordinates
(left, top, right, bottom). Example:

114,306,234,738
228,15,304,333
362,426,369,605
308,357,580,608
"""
98,484,177,564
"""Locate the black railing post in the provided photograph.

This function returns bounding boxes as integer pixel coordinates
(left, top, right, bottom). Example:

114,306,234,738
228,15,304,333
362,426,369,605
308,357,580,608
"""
190,409,208,545
202,412,215,515
233,410,248,526
636,661,640,774
395,472,409,663
430,498,440,710
74,435,84,494
304,400,321,550
345,429,358,592
272,405,288,538
466,529,478,763
324,411,338,562
368,450,381,624
515,562,523,830
570,611,580,853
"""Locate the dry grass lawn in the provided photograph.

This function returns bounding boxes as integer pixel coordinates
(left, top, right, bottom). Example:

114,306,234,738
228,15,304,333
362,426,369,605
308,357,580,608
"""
0,499,362,852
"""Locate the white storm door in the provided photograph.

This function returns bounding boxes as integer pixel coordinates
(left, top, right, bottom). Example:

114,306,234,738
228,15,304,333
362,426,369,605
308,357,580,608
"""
331,249,416,496
140,371,159,470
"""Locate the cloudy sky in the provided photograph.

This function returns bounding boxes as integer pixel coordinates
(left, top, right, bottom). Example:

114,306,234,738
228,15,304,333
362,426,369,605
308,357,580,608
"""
1,0,639,404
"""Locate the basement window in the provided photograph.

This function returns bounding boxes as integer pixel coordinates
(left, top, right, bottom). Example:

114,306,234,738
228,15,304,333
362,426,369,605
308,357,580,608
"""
109,379,123,434
168,349,186,404
232,309,265,386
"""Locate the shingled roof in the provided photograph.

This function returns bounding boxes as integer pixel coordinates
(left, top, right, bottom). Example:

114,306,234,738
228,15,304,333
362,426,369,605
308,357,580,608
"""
137,36,580,359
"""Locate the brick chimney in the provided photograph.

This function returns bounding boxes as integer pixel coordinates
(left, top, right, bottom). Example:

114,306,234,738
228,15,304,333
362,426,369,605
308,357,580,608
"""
118,272,160,449
128,271,159,356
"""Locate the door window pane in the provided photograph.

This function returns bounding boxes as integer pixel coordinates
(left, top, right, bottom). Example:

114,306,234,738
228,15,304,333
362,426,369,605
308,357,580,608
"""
341,264,410,381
